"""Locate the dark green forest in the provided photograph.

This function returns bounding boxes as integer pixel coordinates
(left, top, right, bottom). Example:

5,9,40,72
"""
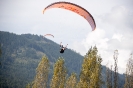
0,31,128,88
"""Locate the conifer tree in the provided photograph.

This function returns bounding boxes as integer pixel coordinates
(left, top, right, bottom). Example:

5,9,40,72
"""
77,46,103,88
50,58,67,88
32,55,49,88
65,73,77,88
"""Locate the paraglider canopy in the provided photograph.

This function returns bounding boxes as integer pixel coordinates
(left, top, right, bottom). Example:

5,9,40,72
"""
44,34,54,38
43,1,96,31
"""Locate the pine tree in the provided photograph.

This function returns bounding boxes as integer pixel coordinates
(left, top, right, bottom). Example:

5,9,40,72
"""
50,58,67,88
77,46,103,88
65,73,77,88
32,55,49,88
124,53,133,88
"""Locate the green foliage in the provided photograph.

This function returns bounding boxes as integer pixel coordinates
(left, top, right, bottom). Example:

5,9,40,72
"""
32,55,49,88
50,58,67,88
0,31,126,88
77,46,103,88
0,31,83,88
124,54,133,88
25,83,31,88
65,72,77,88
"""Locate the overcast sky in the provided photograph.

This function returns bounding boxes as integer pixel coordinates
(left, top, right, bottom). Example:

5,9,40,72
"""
0,0,133,74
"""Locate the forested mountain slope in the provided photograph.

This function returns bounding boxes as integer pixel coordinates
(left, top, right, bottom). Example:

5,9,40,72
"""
0,31,125,88
0,31,83,88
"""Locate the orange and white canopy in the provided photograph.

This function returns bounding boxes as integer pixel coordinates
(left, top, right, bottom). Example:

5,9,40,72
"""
43,1,96,31
44,34,54,38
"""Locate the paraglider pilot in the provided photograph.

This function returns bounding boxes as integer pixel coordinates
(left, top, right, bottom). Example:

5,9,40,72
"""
60,42,68,53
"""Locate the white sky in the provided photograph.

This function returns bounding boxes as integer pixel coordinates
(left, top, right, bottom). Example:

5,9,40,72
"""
0,0,133,74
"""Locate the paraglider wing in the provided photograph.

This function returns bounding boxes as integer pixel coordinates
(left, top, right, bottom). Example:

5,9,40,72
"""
44,34,54,38
43,1,96,31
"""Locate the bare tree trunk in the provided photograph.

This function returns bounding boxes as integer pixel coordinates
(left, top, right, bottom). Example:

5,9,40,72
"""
113,50,119,88
106,64,113,88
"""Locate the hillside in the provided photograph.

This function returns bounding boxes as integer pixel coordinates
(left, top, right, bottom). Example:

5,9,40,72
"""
0,31,83,88
0,31,125,88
